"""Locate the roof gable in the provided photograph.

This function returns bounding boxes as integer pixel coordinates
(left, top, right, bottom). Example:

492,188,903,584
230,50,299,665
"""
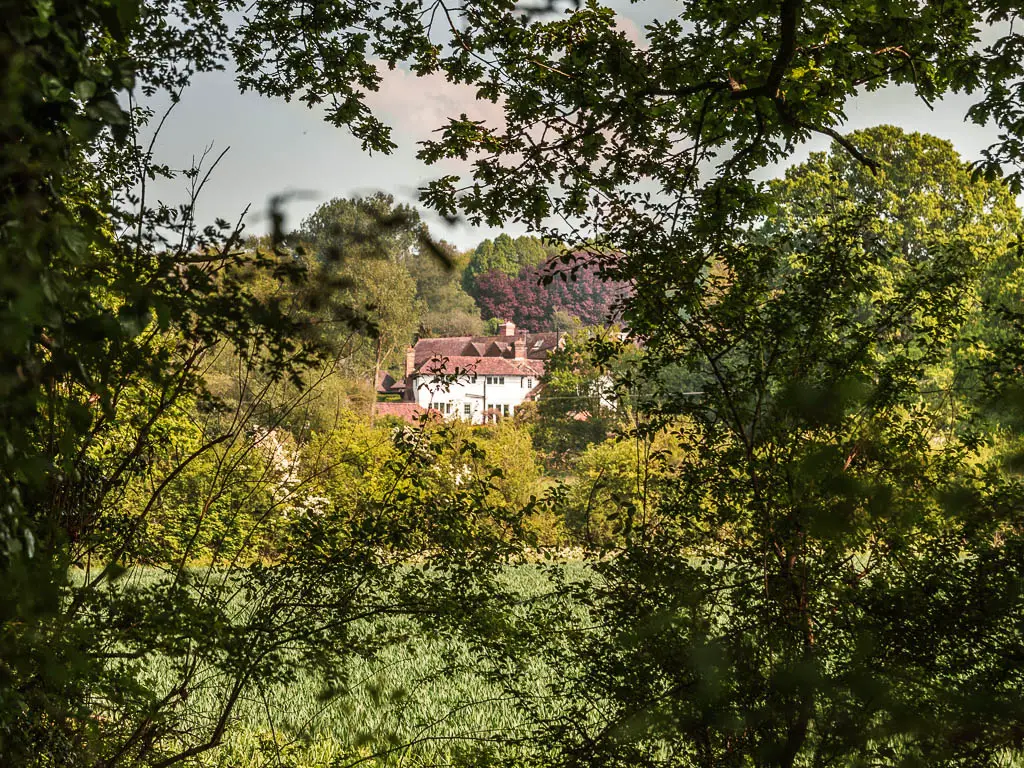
412,355,545,378
413,331,560,368
375,371,403,394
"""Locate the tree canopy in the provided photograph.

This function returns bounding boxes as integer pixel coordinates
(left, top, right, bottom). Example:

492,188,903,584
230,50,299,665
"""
463,234,554,296
483,133,1024,767
7,0,1024,766
474,259,627,330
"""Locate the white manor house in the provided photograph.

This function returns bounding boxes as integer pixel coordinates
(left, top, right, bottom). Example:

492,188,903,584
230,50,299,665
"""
375,321,561,424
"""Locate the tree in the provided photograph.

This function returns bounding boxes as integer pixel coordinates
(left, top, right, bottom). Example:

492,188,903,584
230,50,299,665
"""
464,234,555,297
12,0,1024,765
475,420,543,510
409,241,485,336
346,257,421,382
534,328,621,460
0,9,510,767
299,197,426,382
421,299,487,337
0,2,338,761
302,193,481,330
765,126,1021,259
474,260,627,330
478,141,1024,767
471,192,1024,768
301,193,425,262
222,0,1024,197
764,126,1024,440
474,266,553,331
563,437,648,550
300,196,483,369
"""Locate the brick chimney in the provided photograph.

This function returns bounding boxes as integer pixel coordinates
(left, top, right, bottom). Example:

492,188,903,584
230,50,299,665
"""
513,337,527,359
405,346,416,377
497,320,516,337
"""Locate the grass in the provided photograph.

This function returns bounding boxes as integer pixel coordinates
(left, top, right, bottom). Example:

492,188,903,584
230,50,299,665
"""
117,564,578,768
81,561,1024,768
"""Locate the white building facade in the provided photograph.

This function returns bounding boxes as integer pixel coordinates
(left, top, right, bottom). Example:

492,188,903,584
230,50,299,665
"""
398,322,559,424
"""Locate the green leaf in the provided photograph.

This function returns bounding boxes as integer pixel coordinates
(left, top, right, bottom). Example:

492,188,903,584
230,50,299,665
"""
74,80,96,101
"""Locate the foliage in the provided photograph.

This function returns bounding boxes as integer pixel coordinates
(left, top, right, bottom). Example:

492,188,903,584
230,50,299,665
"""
299,194,484,373
420,301,487,337
221,0,1024,201
474,419,543,509
534,328,623,461
407,240,481,333
1,0,136,558
764,125,1023,402
766,126,1021,257
0,0,333,761
562,437,647,550
415,282,483,335
474,259,627,331
11,0,1024,765
297,196,424,378
480,157,1024,767
0,7,510,766
301,193,425,261
463,233,554,297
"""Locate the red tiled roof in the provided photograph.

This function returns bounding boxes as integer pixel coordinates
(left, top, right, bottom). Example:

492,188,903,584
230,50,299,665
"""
412,331,559,369
372,402,426,424
413,355,545,378
375,371,404,394
412,337,469,361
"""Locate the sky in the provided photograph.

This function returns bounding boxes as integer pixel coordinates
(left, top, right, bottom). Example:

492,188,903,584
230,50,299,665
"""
144,3,1006,252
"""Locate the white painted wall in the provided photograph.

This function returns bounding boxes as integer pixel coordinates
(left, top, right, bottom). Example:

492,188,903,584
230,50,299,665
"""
412,373,538,424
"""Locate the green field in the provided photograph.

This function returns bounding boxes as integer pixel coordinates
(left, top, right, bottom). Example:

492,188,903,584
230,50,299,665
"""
115,564,579,768
93,562,1024,768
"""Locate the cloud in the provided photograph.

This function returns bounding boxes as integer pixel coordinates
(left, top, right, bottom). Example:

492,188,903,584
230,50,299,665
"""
613,14,645,47
363,62,506,141
363,8,645,138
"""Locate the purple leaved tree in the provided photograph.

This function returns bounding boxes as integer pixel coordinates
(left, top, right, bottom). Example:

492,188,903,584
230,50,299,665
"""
474,258,629,330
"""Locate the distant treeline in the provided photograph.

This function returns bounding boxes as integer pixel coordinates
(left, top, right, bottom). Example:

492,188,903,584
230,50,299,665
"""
273,196,626,386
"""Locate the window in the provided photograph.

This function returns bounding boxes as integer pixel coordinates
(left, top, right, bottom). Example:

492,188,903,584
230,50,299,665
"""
486,376,505,385
463,403,472,417
523,377,533,389
501,404,510,417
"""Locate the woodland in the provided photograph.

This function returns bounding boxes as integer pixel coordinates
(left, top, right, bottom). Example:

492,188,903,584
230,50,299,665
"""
4,1,1024,767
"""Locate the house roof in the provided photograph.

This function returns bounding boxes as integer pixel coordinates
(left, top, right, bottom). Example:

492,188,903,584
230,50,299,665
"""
413,354,545,378
372,402,429,424
412,331,559,369
375,370,403,395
